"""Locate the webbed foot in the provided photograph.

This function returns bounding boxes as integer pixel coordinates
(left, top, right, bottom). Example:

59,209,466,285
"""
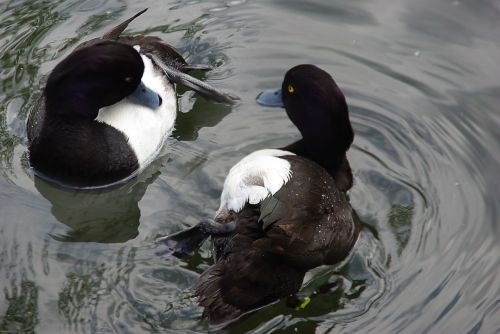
156,219,235,257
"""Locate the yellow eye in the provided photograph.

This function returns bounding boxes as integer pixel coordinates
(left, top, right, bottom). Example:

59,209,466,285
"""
124,76,133,83
287,84,295,93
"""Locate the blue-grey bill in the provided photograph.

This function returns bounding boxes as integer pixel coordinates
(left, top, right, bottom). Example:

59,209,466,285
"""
256,88,284,107
128,81,162,109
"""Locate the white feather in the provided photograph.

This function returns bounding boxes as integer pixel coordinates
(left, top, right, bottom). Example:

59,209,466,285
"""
218,149,295,213
96,54,176,168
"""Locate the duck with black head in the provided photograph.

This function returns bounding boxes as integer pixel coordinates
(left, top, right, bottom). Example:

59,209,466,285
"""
27,9,237,188
158,64,359,326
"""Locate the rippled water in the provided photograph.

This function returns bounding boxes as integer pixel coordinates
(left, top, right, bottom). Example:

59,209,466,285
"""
0,0,499,333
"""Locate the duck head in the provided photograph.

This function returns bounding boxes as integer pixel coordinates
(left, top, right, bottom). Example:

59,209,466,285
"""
257,64,354,164
44,41,161,119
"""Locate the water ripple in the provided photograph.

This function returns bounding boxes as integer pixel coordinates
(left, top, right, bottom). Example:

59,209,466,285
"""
0,0,499,333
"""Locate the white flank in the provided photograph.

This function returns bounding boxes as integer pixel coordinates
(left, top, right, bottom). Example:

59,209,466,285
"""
96,54,176,168
218,149,295,213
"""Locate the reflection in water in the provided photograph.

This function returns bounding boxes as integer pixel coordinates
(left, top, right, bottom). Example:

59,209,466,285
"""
174,89,233,141
33,163,162,243
56,246,136,333
54,243,203,333
271,0,377,25
388,205,413,254
0,280,38,333
402,0,500,45
0,2,61,170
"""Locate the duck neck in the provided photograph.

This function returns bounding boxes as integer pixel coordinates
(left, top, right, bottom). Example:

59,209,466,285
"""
283,138,346,168
284,128,354,192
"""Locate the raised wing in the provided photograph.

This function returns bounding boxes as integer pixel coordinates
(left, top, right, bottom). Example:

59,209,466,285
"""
218,149,295,213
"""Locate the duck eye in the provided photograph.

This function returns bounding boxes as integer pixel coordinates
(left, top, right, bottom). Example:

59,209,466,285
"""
124,76,133,83
287,84,295,93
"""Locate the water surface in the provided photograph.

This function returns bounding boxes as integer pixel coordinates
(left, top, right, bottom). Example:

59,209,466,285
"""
0,0,499,333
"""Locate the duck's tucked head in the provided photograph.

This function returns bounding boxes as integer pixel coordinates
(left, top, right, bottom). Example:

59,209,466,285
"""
44,41,147,119
258,64,354,157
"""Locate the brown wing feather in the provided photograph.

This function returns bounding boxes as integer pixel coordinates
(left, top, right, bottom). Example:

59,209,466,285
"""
195,220,305,325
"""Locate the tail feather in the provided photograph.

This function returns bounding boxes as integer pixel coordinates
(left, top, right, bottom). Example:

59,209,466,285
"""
102,8,148,40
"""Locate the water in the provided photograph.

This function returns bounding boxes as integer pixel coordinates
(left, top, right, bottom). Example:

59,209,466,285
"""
0,0,499,333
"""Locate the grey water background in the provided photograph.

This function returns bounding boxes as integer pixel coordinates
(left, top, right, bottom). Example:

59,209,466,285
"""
0,0,499,332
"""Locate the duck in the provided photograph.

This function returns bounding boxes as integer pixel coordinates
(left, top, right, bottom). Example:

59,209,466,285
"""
27,9,237,188
157,64,359,325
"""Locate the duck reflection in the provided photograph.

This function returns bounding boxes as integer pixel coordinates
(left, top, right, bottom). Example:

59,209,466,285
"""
34,164,161,243
174,86,233,141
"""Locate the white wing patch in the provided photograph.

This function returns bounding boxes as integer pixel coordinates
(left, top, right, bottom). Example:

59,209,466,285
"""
96,54,176,168
218,149,295,213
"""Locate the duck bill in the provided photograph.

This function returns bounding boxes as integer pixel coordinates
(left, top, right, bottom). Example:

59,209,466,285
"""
128,81,162,109
256,88,284,108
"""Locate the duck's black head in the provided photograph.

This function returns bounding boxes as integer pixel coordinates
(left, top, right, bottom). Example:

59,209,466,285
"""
281,64,353,155
257,64,354,170
44,41,144,119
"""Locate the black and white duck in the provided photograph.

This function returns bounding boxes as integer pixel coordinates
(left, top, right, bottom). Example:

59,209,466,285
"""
27,9,237,188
